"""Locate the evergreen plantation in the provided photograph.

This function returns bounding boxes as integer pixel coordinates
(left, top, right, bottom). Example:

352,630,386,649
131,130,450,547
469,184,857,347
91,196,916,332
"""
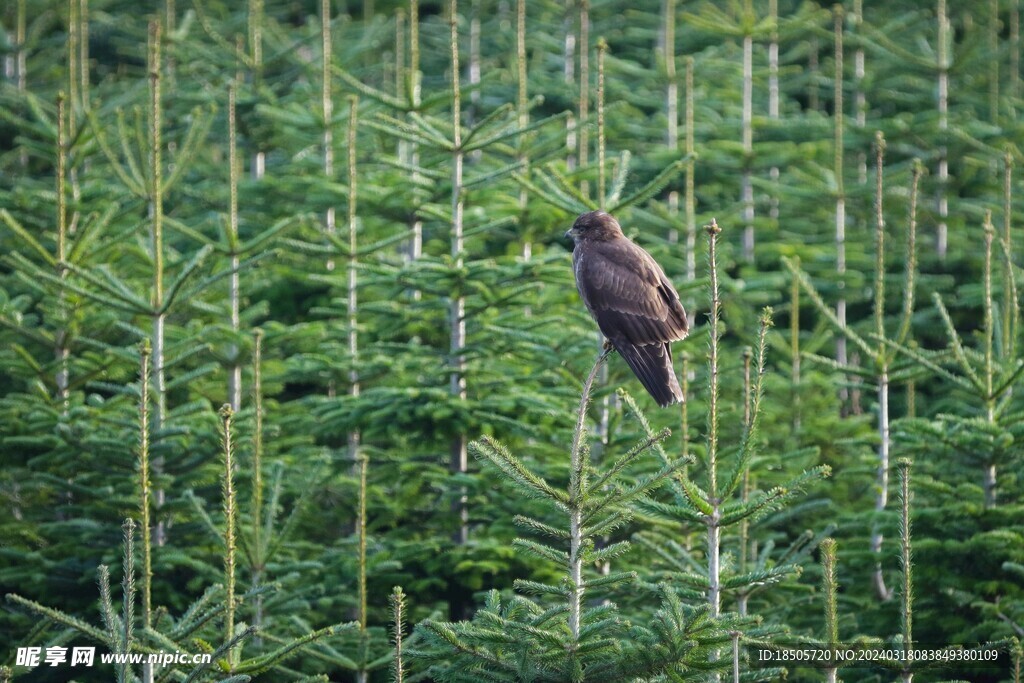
2,0,1024,680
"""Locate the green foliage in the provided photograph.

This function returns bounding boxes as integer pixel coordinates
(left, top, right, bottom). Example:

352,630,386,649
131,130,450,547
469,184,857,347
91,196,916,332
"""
2,0,1024,681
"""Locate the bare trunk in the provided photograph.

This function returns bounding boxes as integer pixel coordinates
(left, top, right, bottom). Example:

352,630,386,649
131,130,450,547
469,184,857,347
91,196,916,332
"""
448,2,470,620
55,96,70,412
80,0,89,112
984,463,998,507
706,221,722,679
219,406,237,672
152,312,166,547
731,632,740,683
517,0,530,259
164,0,175,75
228,263,240,409
406,0,423,292
564,15,576,168
234,1,263,412
596,41,610,447
578,0,589,197
990,0,1000,124
467,0,481,164
769,0,779,225
347,99,361,464
228,87,242,411
664,0,678,148
68,0,86,238
834,12,848,407
14,0,27,167
68,0,79,134
708,519,721,617
741,33,754,262
854,0,867,184
983,213,999,509
347,100,363,641
664,0,678,245
354,452,368,683
791,255,801,430
148,23,168,549
836,198,847,404
251,330,264,641
871,368,893,600
685,58,696,284
899,463,914,683
138,344,153,683
937,0,949,259
1011,0,1019,102
322,0,336,274
985,399,997,508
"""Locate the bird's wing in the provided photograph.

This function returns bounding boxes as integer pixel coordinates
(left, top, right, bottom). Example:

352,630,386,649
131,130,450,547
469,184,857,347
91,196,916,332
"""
616,342,683,407
574,238,688,345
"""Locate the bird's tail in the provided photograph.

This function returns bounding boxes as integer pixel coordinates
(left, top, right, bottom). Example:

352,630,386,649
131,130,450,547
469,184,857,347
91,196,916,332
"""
616,342,683,407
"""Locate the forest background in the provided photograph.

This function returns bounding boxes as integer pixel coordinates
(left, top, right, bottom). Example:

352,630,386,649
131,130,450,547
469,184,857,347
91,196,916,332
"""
1,0,1023,681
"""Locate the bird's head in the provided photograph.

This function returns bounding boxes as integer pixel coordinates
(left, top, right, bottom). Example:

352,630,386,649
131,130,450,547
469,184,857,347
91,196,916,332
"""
564,210,624,243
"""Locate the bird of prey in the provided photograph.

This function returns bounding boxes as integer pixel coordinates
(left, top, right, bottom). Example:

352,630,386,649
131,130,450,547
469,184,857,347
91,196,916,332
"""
566,211,689,407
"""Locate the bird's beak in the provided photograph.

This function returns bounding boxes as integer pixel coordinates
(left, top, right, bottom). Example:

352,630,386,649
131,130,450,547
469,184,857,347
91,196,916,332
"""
564,229,574,240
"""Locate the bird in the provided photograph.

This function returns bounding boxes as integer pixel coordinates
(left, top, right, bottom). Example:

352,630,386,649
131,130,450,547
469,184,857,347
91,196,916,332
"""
565,210,689,407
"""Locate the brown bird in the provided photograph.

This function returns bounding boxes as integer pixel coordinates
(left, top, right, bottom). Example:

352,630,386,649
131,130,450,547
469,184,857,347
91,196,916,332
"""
566,211,689,406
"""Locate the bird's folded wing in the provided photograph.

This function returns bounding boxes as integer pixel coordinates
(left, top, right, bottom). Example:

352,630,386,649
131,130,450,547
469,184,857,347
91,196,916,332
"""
617,341,683,407
575,241,688,345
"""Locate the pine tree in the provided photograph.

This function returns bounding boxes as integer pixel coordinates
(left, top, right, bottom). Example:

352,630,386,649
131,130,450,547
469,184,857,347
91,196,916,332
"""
785,135,921,601
4,2,1024,681
414,342,724,681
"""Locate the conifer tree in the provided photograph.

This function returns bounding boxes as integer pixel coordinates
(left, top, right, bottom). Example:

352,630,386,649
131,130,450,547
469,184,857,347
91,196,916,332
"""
634,222,828,682
311,0,579,623
4,2,1024,680
7,378,353,681
785,135,920,600
414,333,723,681
888,206,1022,509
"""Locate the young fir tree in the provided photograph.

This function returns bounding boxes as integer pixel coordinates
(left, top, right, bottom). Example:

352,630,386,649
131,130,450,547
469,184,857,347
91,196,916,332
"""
885,176,1024,663
4,2,1024,680
0,11,230,647
888,206,1022,509
409,224,831,679
304,0,584,624
410,225,769,682
785,136,921,601
772,461,988,682
631,221,828,682
7,347,353,682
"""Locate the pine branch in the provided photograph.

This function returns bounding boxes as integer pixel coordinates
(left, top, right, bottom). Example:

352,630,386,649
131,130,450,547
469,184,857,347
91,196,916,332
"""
722,308,772,499
470,436,569,505
0,209,56,266
464,110,570,152
232,624,356,676
877,336,977,391
608,158,687,213
587,427,673,495
783,256,875,358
